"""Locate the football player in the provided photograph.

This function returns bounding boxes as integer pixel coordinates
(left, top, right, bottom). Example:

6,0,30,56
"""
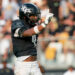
11,3,53,75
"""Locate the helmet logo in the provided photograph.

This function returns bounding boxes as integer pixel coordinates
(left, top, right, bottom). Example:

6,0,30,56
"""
21,5,31,14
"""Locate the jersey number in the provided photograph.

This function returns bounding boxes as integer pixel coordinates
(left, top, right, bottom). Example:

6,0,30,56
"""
32,35,37,46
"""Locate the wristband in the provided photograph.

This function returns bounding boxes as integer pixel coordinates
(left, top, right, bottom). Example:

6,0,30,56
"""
41,23,46,28
34,26,40,34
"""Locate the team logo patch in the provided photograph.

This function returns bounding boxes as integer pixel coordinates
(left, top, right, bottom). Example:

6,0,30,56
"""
21,5,32,13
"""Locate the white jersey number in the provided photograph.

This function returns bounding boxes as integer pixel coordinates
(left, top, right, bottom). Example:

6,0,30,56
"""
32,35,37,46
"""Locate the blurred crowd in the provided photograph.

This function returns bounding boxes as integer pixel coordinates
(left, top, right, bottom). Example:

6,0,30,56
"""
0,0,75,74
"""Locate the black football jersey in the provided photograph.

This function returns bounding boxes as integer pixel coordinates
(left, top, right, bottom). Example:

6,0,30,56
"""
11,20,37,57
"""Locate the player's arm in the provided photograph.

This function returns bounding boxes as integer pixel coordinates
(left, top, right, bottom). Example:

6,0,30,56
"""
22,25,45,36
14,13,53,37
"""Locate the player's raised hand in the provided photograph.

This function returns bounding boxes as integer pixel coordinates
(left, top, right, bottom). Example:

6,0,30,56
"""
41,13,54,27
44,13,54,25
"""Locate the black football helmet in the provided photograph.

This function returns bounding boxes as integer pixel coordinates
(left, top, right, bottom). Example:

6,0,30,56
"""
19,3,41,26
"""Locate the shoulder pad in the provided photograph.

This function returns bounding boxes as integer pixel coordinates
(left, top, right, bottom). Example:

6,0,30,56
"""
11,20,24,30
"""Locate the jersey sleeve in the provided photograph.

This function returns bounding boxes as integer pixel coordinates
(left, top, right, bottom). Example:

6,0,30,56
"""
11,20,27,37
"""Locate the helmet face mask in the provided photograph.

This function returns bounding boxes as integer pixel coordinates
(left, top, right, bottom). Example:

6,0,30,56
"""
19,3,41,26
